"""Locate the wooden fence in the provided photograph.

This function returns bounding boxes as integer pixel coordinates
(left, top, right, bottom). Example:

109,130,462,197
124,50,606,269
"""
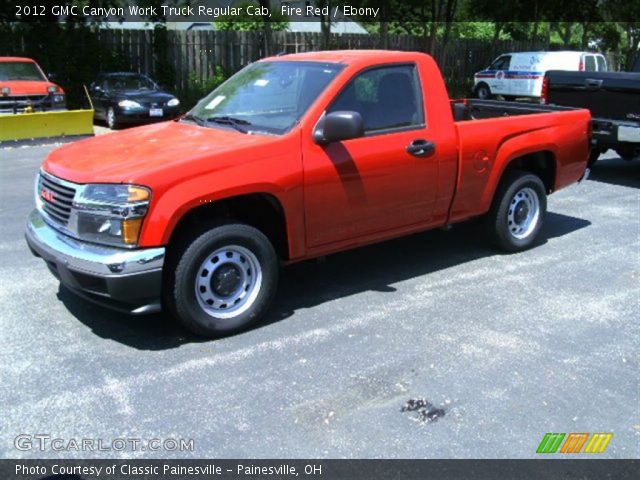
94,29,546,92
0,26,549,97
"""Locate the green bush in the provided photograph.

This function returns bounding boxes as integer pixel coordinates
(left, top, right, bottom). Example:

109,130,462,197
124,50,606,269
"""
179,66,228,111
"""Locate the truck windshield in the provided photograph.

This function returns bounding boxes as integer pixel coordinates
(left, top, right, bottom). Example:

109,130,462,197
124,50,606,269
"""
0,62,46,81
188,61,344,135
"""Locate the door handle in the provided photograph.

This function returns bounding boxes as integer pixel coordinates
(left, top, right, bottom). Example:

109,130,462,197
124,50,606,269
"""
585,78,603,90
406,139,436,157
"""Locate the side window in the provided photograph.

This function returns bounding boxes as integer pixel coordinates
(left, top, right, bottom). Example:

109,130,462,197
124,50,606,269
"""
596,56,607,72
490,55,511,71
584,55,597,72
327,65,424,133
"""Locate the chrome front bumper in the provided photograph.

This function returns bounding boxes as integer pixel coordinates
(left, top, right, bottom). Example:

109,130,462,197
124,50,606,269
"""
25,209,165,314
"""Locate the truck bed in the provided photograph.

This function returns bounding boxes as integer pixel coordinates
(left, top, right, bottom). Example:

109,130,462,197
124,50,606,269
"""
543,70,640,160
543,70,640,122
451,99,580,122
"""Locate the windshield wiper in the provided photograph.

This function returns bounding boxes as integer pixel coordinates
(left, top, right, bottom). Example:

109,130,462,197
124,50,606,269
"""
206,116,251,133
180,113,206,126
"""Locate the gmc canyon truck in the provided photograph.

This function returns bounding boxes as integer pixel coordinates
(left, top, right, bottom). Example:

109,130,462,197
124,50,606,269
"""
25,51,591,337
543,69,640,165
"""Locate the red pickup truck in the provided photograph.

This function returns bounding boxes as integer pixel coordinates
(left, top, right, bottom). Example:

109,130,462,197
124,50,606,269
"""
26,50,590,337
0,57,66,113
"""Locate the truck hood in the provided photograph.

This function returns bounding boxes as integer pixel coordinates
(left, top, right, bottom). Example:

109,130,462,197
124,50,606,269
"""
43,121,281,185
0,80,61,95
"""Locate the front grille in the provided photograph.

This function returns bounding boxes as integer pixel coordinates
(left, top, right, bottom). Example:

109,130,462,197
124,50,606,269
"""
0,94,48,107
38,173,76,226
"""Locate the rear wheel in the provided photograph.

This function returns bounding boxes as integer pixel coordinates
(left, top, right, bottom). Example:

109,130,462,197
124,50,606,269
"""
487,171,547,252
615,146,640,162
165,223,279,338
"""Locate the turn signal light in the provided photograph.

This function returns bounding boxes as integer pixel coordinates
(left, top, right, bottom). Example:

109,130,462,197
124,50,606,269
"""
127,186,150,202
122,218,143,245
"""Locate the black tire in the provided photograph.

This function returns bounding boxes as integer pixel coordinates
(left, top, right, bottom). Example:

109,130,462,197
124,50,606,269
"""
106,107,119,129
475,83,492,100
487,170,547,252
165,223,279,338
614,147,639,162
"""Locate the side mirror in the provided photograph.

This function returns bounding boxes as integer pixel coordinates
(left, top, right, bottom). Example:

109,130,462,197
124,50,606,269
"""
313,111,364,145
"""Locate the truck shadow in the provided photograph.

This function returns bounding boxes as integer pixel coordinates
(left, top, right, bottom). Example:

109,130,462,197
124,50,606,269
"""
58,211,590,350
588,155,640,189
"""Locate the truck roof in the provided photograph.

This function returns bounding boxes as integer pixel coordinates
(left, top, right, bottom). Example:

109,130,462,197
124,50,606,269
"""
0,57,36,63
262,50,426,65
502,51,599,56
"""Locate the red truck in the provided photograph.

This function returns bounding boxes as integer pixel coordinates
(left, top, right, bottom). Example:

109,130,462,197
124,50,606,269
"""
25,51,591,337
0,57,66,113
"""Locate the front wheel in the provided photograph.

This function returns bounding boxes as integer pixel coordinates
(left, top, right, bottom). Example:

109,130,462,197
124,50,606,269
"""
487,171,547,252
166,223,279,338
475,83,492,100
106,107,119,129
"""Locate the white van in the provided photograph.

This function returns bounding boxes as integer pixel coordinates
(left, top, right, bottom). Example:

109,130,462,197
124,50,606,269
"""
473,51,608,100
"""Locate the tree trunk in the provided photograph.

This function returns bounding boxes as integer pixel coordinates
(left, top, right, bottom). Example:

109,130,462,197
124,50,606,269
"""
581,22,590,50
562,22,573,47
379,20,389,49
492,22,503,50
258,0,272,56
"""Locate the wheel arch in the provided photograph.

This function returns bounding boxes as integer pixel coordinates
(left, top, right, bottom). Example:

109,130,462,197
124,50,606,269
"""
164,192,292,261
483,149,557,212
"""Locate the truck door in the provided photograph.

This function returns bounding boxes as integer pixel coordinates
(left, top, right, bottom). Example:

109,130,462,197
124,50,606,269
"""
302,64,440,248
584,54,598,72
488,55,511,96
596,55,608,72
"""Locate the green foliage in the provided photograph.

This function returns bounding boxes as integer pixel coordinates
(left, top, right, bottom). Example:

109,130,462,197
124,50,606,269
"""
179,66,228,110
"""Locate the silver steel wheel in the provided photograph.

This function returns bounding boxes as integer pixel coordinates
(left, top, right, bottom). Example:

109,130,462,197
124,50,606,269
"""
507,187,540,239
195,245,262,319
107,108,116,129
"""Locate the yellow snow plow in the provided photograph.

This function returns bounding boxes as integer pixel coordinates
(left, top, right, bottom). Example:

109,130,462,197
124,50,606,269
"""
0,86,94,143
0,109,94,142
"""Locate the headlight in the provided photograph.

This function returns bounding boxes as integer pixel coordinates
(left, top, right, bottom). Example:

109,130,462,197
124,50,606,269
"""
167,98,180,107
118,100,142,108
47,86,57,93
2,87,10,96
72,184,151,247
53,94,65,103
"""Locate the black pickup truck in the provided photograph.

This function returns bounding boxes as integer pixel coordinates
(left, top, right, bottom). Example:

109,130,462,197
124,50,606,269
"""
543,69,640,166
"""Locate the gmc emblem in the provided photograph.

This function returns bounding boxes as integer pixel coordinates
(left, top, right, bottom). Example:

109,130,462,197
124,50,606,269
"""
41,188,55,203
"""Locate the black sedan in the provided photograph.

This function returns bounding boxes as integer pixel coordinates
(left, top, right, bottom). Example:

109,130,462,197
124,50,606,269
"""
89,72,181,129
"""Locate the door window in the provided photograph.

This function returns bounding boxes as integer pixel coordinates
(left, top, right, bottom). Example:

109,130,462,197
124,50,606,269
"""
327,65,424,133
490,55,511,71
596,56,607,71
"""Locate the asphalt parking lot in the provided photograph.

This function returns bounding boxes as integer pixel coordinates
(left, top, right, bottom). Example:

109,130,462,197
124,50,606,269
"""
1,144,638,459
